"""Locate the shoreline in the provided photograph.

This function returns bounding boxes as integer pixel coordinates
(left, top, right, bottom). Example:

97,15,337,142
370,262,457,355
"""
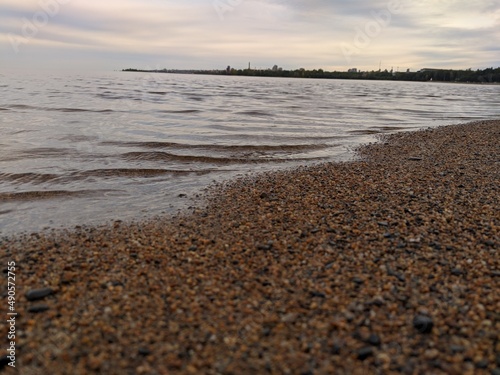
1,120,498,374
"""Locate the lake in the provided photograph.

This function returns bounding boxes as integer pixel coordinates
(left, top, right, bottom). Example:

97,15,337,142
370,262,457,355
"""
1,72,499,234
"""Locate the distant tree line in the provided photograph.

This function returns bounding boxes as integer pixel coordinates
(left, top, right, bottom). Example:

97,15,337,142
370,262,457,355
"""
123,67,500,83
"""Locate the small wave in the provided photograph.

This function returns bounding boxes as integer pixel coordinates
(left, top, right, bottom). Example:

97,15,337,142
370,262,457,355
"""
236,110,273,117
0,172,60,184
71,168,214,178
148,91,167,95
96,93,130,100
347,129,381,135
0,190,111,202
0,108,9,111
9,104,35,110
375,126,416,131
0,148,72,161
47,108,114,113
121,151,278,164
103,140,329,153
158,109,201,114
8,104,113,113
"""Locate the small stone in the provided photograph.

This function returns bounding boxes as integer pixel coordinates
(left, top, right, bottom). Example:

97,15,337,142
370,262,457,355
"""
138,347,151,356
352,277,364,285
169,321,180,334
451,268,464,276
357,346,374,360
256,242,273,251
28,304,49,313
330,343,341,355
310,291,326,298
25,288,54,301
370,296,385,306
450,345,465,353
413,315,433,334
367,334,381,346
424,349,439,360
475,359,489,369
0,356,9,369
491,369,500,375
281,313,298,323
408,157,423,161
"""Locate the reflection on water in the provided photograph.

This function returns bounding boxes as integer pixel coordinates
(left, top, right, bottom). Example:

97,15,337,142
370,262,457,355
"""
1,72,499,234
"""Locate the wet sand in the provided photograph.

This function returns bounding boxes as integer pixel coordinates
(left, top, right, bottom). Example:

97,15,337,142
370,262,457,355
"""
1,120,498,374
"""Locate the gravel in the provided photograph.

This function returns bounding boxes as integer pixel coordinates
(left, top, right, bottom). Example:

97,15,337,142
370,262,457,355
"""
0,120,498,374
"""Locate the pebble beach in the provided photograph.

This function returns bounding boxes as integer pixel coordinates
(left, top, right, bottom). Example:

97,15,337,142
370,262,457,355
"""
1,120,498,374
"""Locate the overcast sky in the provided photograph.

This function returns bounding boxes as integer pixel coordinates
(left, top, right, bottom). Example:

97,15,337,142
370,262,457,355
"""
1,0,499,73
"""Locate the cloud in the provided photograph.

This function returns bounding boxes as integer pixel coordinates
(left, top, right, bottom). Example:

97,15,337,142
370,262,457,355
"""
0,0,498,72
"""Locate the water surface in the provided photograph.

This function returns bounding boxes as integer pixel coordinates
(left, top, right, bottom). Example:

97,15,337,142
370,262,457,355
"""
1,72,499,234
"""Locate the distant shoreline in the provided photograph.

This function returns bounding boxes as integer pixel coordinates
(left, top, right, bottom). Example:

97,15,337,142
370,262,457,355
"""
122,67,500,84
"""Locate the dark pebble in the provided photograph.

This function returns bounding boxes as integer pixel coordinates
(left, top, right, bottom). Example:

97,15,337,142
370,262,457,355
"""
310,291,326,298
367,333,381,346
491,369,500,375
330,343,341,355
451,268,464,276
25,287,54,301
0,356,10,369
450,345,465,353
357,346,374,360
352,277,364,285
475,359,489,369
28,304,50,313
256,242,273,251
413,315,433,334
138,347,151,356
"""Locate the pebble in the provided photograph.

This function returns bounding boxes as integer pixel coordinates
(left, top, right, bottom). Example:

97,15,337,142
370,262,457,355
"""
0,356,9,370
25,287,54,301
138,347,152,356
367,334,381,347
413,315,434,334
357,347,374,360
27,304,50,313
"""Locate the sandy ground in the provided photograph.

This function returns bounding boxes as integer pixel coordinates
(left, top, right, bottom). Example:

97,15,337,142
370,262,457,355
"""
1,120,498,375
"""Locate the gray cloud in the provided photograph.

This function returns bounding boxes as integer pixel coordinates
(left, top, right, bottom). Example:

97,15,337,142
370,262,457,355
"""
1,0,498,72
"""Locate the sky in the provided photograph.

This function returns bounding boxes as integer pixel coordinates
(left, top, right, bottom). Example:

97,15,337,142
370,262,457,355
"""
0,0,499,73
